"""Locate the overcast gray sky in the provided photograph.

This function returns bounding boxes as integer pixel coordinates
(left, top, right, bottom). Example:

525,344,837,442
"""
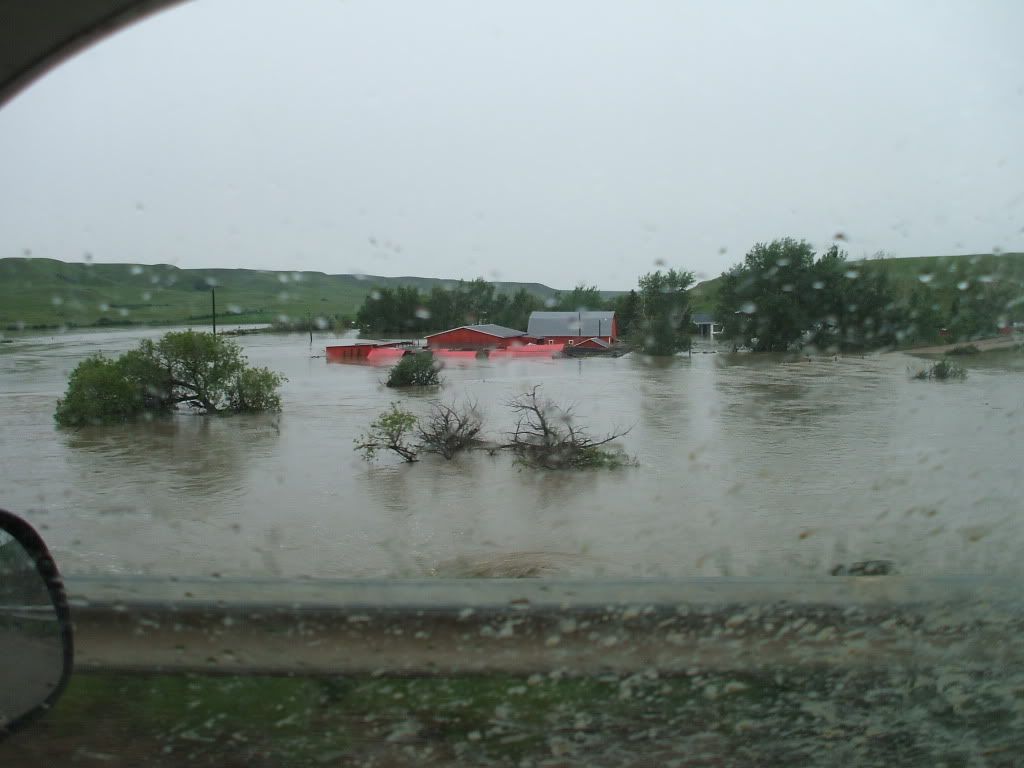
1,0,1022,289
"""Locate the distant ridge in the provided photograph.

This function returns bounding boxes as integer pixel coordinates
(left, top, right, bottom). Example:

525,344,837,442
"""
0,257,565,329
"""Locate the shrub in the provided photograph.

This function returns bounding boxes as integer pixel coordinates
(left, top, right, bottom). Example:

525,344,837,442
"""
54,355,150,427
386,353,441,388
356,400,483,462
911,358,968,381
948,344,980,355
931,359,967,380
228,367,286,412
354,404,419,462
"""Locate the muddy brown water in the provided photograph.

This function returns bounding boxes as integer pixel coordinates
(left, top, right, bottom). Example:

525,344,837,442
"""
0,327,1021,579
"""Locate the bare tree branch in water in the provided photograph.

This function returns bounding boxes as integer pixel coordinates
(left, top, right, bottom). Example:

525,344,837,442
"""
417,399,484,459
503,386,633,470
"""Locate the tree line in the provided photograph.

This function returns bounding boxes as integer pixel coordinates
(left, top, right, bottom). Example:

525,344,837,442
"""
355,238,1020,356
354,280,603,337
715,238,1020,352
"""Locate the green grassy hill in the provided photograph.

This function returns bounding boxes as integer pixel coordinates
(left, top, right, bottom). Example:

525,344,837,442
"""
0,258,562,330
688,252,1024,314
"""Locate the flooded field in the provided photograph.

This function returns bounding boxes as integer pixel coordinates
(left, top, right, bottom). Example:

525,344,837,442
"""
0,327,1021,579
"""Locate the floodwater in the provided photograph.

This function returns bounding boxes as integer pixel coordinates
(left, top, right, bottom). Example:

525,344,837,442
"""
0,327,1021,579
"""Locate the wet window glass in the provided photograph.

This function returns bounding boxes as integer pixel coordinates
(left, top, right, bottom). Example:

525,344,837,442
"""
1,0,1022,764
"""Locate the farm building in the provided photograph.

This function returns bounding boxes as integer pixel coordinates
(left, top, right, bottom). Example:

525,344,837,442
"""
325,341,409,363
692,312,722,338
490,343,565,360
527,311,617,345
425,324,533,350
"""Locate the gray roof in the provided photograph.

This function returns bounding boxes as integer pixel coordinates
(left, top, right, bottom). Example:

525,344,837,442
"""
426,323,526,339
527,311,615,337
580,337,611,348
692,312,716,325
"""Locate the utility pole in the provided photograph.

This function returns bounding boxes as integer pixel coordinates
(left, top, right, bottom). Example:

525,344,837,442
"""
211,288,217,336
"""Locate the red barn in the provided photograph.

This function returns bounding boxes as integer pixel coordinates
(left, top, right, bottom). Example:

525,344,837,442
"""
527,311,617,346
425,324,532,350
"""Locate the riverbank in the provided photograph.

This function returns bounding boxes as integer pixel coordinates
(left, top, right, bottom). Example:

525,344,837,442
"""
902,334,1023,356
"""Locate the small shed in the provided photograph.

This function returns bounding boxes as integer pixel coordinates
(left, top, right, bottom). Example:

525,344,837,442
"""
425,324,531,350
326,341,407,363
490,343,564,360
527,311,617,345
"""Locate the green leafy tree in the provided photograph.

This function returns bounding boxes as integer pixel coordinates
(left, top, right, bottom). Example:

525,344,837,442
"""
634,269,695,355
613,289,642,338
949,278,1016,341
356,286,426,336
458,278,497,323
228,367,285,412
55,331,285,426
809,247,898,351
715,238,817,351
898,285,946,345
54,355,154,427
554,284,605,312
491,288,543,332
426,286,458,332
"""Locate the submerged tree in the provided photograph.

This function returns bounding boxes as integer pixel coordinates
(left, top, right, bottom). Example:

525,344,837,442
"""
504,386,633,469
417,400,484,459
54,331,285,427
356,400,481,463
355,392,633,469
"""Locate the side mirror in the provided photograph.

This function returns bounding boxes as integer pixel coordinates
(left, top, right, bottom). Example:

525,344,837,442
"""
0,509,73,736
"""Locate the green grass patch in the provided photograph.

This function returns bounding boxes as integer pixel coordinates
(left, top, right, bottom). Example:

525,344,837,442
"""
13,667,1022,766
